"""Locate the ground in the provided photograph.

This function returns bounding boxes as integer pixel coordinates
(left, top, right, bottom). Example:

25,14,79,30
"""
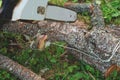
0,0,120,80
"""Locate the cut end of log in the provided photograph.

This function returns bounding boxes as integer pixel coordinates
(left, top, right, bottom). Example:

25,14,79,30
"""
104,64,120,78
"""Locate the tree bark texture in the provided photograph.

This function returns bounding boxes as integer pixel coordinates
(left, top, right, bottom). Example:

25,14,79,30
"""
0,54,45,80
0,3,120,77
1,20,120,74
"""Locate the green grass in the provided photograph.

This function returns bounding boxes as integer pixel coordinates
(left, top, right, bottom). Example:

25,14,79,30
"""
0,69,18,80
101,0,120,24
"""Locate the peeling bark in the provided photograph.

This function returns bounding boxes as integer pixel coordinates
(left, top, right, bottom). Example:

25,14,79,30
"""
0,54,45,80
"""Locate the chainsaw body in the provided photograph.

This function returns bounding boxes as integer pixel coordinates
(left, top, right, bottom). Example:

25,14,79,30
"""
0,0,77,22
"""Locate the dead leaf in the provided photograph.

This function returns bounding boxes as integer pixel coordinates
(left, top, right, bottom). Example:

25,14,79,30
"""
64,2,73,7
23,34,31,41
37,35,48,51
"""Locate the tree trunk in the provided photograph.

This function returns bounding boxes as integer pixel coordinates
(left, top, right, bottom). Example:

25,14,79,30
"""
0,54,45,80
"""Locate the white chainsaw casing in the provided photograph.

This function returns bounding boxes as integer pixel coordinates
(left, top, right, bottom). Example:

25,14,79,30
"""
11,0,77,22
12,0,48,21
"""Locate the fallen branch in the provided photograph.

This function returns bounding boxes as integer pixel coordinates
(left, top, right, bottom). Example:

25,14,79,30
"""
0,54,45,80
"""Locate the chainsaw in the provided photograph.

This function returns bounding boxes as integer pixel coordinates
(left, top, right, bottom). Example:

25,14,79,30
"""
0,0,77,22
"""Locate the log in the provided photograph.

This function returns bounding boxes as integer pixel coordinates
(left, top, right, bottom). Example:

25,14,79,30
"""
0,54,45,80
1,20,120,76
